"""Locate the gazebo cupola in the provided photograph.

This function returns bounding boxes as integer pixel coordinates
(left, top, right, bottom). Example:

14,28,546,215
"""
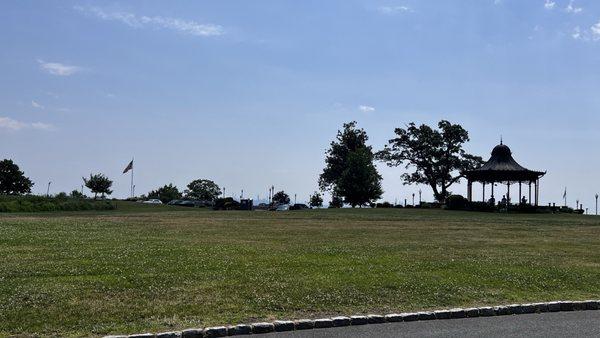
463,141,546,206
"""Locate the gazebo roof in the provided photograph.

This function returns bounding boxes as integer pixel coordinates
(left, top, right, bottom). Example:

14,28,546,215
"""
464,142,545,182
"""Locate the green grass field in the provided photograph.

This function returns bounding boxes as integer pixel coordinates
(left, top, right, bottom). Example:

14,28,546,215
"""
1,203,599,337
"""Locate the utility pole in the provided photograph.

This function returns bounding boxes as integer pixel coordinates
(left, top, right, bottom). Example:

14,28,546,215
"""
294,194,297,204
412,193,415,206
46,181,52,197
595,194,598,215
576,199,579,211
223,187,226,198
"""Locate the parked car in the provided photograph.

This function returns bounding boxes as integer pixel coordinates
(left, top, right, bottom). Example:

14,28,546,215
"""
143,199,162,204
289,203,309,210
167,199,195,207
275,204,290,211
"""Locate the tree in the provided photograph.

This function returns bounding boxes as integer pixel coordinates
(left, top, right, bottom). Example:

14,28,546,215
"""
83,173,113,199
335,148,383,207
319,121,383,207
309,191,323,208
185,179,221,201
272,190,290,205
70,190,84,198
377,120,483,202
148,184,182,203
0,159,34,195
329,194,344,208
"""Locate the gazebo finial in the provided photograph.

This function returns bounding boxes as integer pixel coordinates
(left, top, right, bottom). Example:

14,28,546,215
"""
500,135,503,145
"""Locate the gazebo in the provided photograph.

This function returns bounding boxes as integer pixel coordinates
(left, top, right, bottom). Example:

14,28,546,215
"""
463,141,546,206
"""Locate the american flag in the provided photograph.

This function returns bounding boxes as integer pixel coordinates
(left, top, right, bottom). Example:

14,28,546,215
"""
123,160,133,174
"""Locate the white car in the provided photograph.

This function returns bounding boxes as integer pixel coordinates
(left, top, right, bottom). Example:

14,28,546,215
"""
275,204,290,211
143,199,163,204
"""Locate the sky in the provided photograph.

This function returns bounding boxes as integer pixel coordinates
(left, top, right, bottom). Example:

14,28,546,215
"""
1,0,599,209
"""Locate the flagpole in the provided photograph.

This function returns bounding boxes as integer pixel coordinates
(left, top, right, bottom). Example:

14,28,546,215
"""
131,157,134,198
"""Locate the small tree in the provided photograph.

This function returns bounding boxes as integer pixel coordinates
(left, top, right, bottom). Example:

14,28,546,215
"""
185,179,221,201
148,184,182,203
377,120,483,202
309,191,323,208
0,159,34,195
83,173,113,199
335,148,383,207
329,195,344,208
319,122,383,207
272,191,290,205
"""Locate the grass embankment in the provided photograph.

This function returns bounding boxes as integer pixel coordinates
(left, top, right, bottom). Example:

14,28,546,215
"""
0,195,115,212
0,203,599,336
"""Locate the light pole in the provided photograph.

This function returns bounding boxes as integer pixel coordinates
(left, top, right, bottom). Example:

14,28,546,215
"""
294,194,297,204
412,193,415,206
46,181,52,197
419,189,422,205
595,194,598,215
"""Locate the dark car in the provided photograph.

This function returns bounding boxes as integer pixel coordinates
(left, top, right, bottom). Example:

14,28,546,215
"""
167,199,195,207
289,203,310,210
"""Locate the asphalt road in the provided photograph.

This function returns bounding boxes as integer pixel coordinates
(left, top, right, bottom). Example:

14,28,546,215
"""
253,311,600,338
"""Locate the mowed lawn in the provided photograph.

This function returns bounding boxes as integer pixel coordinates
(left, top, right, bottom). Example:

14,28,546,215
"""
1,203,600,336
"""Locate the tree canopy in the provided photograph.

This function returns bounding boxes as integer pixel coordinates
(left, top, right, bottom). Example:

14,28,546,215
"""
377,120,483,202
148,184,182,203
185,179,221,201
319,121,383,207
83,173,113,199
336,148,383,207
0,159,33,195
309,191,323,208
329,194,344,208
272,190,290,205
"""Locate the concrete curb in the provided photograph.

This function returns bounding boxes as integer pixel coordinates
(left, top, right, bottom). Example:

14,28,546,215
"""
105,300,600,338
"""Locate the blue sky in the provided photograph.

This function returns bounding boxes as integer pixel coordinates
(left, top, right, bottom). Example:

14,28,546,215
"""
1,0,599,208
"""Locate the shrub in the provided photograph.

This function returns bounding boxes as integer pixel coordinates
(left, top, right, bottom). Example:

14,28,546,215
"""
0,195,115,213
213,197,240,211
444,195,468,210
375,202,394,208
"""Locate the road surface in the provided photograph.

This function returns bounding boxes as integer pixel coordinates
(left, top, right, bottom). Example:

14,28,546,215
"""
253,311,600,338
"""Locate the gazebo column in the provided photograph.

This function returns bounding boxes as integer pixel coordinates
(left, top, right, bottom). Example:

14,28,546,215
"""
535,179,539,206
528,181,532,205
482,183,486,202
467,180,473,202
519,181,522,204
507,183,510,205
491,183,495,198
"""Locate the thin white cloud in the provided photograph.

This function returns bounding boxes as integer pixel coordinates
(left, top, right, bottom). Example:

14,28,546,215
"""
37,59,82,76
565,0,583,13
572,21,600,41
544,0,556,10
377,6,412,15
31,100,44,109
0,117,55,131
592,21,600,39
30,122,55,131
75,6,224,37
494,0,503,4
572,26,582,39
358,105,376,113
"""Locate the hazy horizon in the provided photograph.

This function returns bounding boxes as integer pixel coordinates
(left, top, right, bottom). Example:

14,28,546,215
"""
2,1,599,209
